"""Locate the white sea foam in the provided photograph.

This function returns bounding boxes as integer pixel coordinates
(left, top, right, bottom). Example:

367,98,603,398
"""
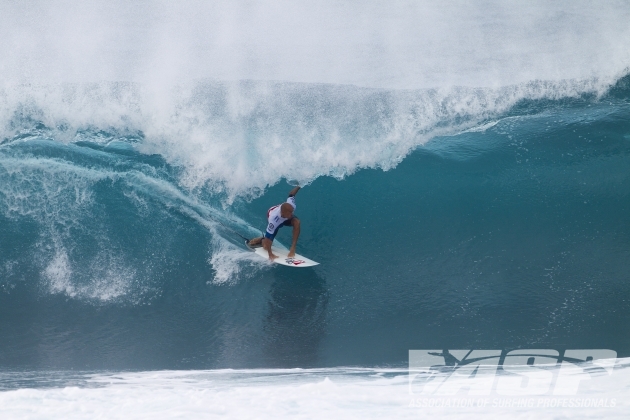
43,250,73,295
42,248,136,301
462,120,501,134
1,78,623,202
1,1,629,200
208,239,270,285
1,361,629,419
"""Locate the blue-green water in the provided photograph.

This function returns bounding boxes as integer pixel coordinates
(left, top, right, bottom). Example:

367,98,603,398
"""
1,76,629,370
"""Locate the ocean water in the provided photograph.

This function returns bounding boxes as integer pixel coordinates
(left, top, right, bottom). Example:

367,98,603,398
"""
1,0,630,418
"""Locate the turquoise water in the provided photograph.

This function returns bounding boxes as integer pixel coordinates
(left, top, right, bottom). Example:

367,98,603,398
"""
1,76,629,370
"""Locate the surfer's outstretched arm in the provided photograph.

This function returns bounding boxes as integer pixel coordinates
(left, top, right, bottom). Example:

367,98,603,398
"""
288,185,301,197
288,217,300,258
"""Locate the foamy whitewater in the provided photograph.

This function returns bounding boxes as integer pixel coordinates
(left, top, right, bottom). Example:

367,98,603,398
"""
1,0,630,418
2,359,630,419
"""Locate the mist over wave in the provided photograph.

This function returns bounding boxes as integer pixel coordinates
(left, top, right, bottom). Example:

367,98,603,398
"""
2,0,629,88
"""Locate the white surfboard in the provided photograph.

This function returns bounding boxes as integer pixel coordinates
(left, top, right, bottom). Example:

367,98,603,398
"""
246,240,319,267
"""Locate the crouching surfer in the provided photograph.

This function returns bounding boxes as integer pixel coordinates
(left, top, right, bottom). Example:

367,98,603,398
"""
247,186,301,261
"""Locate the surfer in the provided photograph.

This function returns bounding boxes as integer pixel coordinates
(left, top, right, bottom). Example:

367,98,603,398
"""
247,186,301,261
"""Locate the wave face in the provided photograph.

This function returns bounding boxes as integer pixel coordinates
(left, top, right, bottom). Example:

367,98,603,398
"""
1,1,630,370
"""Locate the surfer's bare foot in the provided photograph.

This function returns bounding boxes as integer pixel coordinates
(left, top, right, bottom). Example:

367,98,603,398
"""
269,253,278,261
248,237,262,247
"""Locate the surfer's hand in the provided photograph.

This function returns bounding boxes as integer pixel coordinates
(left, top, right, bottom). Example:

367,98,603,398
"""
288,248,296,258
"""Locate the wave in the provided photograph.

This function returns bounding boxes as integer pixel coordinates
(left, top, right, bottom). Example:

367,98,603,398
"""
1,74,629,302
2,76,626,202
2,0,630,199
0,139,267,302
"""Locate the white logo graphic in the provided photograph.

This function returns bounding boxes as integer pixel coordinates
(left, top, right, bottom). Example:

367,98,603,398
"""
409,349,617,396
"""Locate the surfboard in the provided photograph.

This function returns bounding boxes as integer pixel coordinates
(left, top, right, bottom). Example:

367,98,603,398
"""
246,240,319,267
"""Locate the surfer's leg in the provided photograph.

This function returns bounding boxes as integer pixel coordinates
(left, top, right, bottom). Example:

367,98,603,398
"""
248,237,263,246
261,230,279,260
262,237,278,260
288,217,300,257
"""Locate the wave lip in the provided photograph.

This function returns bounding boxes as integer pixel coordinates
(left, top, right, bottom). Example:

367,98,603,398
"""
3,75,626,201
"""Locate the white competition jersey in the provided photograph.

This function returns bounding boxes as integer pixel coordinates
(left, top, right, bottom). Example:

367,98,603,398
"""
265,196,297,235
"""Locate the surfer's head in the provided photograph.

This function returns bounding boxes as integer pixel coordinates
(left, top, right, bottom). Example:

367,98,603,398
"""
280,202,294,218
